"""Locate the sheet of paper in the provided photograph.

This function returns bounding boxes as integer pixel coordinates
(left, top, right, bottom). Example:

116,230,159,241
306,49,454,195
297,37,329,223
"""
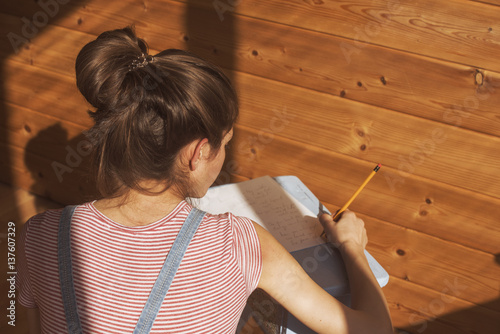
191,176,324,252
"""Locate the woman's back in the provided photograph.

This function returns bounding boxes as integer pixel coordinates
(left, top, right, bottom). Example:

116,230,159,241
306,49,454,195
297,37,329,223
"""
18,201,261,333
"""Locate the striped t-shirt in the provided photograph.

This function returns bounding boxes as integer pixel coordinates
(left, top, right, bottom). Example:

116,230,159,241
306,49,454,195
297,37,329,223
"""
17,200,262,333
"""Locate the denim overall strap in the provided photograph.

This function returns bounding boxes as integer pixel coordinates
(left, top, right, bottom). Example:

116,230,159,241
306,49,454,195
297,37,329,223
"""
58,205,83,334
133,207,206,334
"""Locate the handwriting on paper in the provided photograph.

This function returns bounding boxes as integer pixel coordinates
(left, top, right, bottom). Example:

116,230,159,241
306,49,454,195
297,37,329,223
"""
193,176,324,252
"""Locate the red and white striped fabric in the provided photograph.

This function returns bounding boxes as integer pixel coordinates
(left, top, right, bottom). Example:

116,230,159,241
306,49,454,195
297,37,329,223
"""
17,201,262,333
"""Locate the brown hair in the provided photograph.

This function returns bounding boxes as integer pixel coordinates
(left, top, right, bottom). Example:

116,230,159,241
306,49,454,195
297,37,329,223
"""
75,27,238,198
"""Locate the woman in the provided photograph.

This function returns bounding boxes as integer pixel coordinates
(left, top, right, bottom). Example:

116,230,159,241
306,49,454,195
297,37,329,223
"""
17,27,393,333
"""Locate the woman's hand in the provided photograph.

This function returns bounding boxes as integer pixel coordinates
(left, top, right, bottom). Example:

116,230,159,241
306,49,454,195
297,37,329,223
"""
257,210,393,334
319,210,368,251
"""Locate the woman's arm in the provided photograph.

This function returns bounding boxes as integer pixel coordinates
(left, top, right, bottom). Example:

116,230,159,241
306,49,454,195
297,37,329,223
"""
255,210,393,334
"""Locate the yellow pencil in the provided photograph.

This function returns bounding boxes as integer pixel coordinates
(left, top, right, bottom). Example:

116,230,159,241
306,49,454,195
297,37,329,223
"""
321,163,381,237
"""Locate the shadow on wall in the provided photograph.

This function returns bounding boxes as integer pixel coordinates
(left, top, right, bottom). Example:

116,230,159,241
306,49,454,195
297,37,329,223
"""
395,270,500,334
1,2,88,331
395,298,500,334
185,0,239,186
24,123,97,209
1,0,84,221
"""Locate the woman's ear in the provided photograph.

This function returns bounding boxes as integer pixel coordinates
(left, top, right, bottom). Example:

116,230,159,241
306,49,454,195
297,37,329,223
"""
189,138,209,171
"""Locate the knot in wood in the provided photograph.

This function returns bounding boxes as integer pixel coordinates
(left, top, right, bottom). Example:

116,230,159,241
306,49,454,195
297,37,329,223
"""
475,70,484,86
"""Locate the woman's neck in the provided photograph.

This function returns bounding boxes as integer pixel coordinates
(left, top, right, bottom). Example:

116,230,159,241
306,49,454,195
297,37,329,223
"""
93,187,185,227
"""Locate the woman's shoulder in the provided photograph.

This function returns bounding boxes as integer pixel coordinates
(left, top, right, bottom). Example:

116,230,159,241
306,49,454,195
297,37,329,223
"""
200,208,254,230
25,207,63,227
23,202,95,233
193,206,259,245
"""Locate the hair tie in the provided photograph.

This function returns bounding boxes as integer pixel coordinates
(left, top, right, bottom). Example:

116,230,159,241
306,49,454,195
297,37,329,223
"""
129,53,154,71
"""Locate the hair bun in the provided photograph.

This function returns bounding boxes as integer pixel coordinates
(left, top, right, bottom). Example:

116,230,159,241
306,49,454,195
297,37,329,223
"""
75,26,149,111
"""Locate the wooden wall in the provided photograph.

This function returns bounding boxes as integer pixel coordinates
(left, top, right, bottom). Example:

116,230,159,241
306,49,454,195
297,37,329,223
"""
1,0,500,333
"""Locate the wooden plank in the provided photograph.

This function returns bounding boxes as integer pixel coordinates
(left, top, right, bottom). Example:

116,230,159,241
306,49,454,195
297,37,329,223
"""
0,101,93,203
182,0,500,72
3,1,500,138
181,4,500,137
227,125,500,254
0,183,61,223
0,13,90,75
0,185,38,222
1,59,93,128
0,142,96,206
0,102,97,203
385,277,500,333
0,10,169,75
233,71,500,199
342,208,500,312
0,102,88,153
0,0,182,61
